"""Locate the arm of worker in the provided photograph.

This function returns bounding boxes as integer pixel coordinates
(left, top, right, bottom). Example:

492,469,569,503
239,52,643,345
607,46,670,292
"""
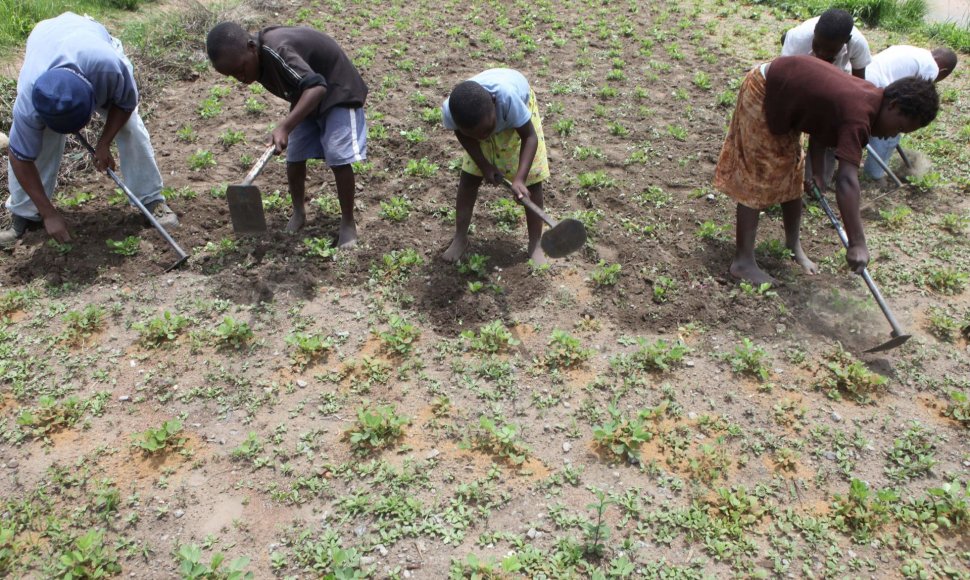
806,135,828,194
9,156,70,242
834,161,868,273
509,121,538,201
455,131,503,185
851,67,866,79
270,85,327,153
94,105,133,172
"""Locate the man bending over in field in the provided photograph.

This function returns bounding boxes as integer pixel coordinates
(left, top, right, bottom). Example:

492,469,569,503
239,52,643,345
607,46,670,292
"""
714,55,938,285
781,8,872,78
863,45,957,184
1,12,177,249
440,69,551,265
206,21,368,247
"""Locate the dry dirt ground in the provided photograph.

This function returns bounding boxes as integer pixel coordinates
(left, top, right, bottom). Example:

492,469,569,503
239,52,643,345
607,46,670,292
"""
0,0,968,578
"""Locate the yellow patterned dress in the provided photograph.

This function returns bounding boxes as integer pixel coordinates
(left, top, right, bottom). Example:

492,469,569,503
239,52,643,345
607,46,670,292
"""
461,90,551,186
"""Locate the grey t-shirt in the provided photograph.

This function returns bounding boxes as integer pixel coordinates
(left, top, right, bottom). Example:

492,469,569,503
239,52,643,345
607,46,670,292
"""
9,12,137,161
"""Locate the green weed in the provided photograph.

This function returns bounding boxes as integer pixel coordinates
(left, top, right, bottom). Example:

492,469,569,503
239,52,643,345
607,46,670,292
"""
105,236,140,256
346,405,409,453
133,419,185,454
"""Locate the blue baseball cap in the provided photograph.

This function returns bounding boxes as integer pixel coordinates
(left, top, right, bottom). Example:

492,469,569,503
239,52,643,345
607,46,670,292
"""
32,68,95,134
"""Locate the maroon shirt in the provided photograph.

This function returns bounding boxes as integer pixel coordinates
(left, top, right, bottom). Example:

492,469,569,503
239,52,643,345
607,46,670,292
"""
764,55,883,166
257,26,367,118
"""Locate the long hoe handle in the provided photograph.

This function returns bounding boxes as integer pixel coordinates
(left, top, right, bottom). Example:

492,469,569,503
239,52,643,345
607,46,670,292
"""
810,184,909,346
502,179,557,227
243,145,277,186
75,133,189,271
865,144,903,188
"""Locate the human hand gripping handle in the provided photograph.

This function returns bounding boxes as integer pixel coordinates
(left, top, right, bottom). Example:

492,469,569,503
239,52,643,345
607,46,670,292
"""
502,178,555,228
808,183,869,273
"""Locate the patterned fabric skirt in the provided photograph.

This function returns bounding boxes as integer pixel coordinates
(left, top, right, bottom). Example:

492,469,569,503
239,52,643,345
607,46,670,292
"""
714,67,804,210
462,90,550,186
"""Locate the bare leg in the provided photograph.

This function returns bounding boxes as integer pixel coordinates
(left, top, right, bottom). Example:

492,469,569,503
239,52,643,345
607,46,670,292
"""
442,171,482,262
525,182,546,265
331,164,357,248
286,161,307,233
782,198,817,275
730,203,777,285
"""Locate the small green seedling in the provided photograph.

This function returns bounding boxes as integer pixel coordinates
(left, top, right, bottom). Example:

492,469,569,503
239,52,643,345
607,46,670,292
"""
213,316,254,350
133,419,185,454
106,236,141,257
345,405,410,453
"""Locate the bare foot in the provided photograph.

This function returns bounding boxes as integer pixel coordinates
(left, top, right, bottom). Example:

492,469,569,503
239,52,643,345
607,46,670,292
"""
790,247,818,275
441,235,469,263
286,211,306,233
528,246,548,267
337,219,357,249
730,259,778,286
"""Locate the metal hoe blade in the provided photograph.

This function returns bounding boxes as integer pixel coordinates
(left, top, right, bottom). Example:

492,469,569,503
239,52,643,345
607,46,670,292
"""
227,184,267,234
864,332,911,354
502,179,587,258
541,219,587,258
228,145,275,235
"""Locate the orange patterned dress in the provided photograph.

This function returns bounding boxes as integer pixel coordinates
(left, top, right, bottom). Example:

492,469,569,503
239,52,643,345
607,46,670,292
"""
714,66,804,210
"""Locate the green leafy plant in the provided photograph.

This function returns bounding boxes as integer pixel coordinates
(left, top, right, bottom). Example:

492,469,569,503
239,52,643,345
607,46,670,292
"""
197,95,222,119
591,261,622,287
943,391,970,428
369,248,423,284
926,267,968,295
244,97,266,115
403,157,438,177
592,403,664,464
582,489,612,559
652,276,676,304
286,332,333,368
345,405,409,453
577,170,615,189
543,329,592,369
831,478,899,543
879,205,913,229
133,311,190,347
378,314,420,356
133,419,185,454
176,125,198,143
304,237,338,260
17,395,84,438
461,320,520,353
188,149,216,171
457,253,489,278
49,530,121,579
489,198,523,231
818,344,887,403
475,417,529,465
61,304,106,344
177,544,254,580
729,338,770,382
219,129,245,148
212,316,254,350
885,423,937,481
379,196,413,222
696,220,728,241
106,236,141,256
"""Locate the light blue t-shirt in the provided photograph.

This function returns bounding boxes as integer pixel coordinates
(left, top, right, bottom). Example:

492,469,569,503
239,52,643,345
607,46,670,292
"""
9,12,138,161
441,68,531,134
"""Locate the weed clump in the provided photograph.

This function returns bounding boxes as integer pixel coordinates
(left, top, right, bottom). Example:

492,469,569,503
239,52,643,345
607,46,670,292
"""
817,344,887,403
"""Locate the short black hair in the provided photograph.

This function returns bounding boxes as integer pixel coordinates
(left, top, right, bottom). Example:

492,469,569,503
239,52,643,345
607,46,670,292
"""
815,9,854,41
448,80,493,129
206,21,252,64
884,76,939,127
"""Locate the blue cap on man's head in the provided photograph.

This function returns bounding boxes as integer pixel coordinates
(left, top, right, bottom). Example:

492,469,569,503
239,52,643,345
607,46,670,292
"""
32,68,95,134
